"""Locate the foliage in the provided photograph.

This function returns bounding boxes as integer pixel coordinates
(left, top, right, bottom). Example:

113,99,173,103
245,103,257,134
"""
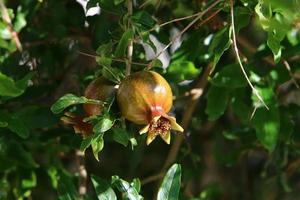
0,0,300,199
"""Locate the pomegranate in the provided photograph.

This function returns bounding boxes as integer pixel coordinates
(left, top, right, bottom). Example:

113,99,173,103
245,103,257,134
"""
83,77,116,116
117,71,183,145
61,77,116,137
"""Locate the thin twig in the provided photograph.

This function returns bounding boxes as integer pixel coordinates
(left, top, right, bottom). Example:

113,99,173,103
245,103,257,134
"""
0,0,22,51
126,0,133,76
230,0,269,110
141,173,164,185
147,9,214,33
283,60,299,88
78,51,148,67
146,0,223,69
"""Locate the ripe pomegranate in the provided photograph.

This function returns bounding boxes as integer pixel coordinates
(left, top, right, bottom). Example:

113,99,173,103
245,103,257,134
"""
61,77,116,137
117,71,183,145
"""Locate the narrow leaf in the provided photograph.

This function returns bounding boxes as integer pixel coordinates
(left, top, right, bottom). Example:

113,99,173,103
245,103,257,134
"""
51,94,97,114
91,175,117,200
91,134,104,161
115,29,134,58
93,117,114,134
0,72,24,97
157,164,181,200
111,176,143,200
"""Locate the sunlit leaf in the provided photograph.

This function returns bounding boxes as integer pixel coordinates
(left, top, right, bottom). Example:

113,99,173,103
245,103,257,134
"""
91,134,104,161
167,61,201,83
111,176,143,200
0,72,24,97
93,117,114,134
51,94,101,114
91,175,117,200
157,164,181,200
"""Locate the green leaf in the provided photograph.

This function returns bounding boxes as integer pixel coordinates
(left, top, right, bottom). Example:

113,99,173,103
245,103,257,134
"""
102,65,123,84
157,164,181,200
131,178,141,193
21,171,37,189
51,94,100,114
57,171,78,200
267,32,282,63
0,121,8,127
252,106,280,152
96,42,113,57
151,59,163,68
234,7,251,33
15,72,35,91
93,117,114,134
208,26,231,68
14,7,27,32
255,0,296,62
91,175,117,200
205,86,231,121
231,93,251,124
112,128,129,147
114,0,124,5
8,115,30,139
167,61,201,83
115,29,134,58
132,11,156,29
91,134,104,161
211,64,247,88
0,137,38,168
0,71,24,97
97,56,123,84
80,135,93,153
111,176,142,200
252,87,275,106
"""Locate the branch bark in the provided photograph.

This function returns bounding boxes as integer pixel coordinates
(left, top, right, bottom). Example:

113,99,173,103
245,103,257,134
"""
126,0,133,76
162,63,214,170
0,0,22,51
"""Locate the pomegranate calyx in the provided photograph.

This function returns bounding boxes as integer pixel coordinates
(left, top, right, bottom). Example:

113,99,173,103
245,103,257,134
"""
61,112,92,138
139,114,184,145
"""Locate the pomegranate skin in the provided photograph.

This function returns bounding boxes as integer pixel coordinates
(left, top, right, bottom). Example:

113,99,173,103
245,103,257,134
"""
117,71,183,145
117,71,173,124
83,77,116,116
61,77,116,138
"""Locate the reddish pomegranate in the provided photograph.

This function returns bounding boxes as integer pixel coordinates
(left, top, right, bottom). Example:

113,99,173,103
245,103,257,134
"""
117,71,183,145
83,77,116,116
61,77,116,137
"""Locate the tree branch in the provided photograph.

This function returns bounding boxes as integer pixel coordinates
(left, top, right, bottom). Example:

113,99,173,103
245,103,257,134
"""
76,150,87,195
0,0,22,51
163,63,214,170
126,0,133,76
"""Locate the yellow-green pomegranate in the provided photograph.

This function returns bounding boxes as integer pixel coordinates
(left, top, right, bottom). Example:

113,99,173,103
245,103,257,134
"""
117,71,183,145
